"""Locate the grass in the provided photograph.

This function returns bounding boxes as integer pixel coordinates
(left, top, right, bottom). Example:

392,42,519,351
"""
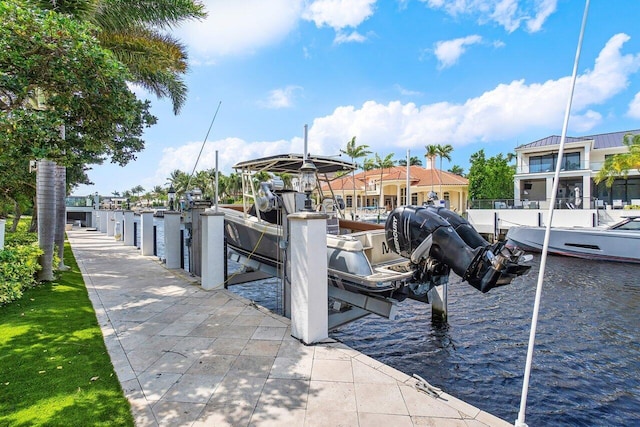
0,242,134,427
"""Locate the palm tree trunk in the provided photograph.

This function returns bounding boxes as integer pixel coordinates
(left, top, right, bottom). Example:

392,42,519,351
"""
55,165,68,270
37,159,56,281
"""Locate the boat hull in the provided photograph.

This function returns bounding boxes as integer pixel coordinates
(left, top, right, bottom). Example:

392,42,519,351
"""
220,207,415,295
506,226,640,263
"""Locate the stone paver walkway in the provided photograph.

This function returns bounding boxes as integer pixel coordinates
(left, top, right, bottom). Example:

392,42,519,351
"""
68,229,510,427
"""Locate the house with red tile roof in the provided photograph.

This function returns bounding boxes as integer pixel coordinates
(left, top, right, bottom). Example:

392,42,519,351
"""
321,163,469,216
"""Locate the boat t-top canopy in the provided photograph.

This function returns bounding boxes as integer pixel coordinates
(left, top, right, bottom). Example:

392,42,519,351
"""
233,154,356,175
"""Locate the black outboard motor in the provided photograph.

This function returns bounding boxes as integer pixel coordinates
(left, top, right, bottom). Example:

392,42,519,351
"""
424,206,489,249
385,205,530,293
425,205,532,279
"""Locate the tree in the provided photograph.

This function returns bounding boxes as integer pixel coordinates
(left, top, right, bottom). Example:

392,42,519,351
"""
595,133,640,187
35,0,207,114
130,185,145,199
425,144,439,194
362,158,376,207
467,149,514,201
398,156,423,166
374,153,395,210
1,1,156,278
436,144,453,197
340,136,371,217
448,165,465,176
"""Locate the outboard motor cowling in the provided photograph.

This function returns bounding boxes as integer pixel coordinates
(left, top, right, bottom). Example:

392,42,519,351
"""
385,206,530,293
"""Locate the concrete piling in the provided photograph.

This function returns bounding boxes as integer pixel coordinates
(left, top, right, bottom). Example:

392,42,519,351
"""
123,211,135,246
140,211,154,256
200,210,225,290
164,212,181,269
289,212,329,345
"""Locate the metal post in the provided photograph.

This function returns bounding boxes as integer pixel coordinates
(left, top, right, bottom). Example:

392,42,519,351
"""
133,221,138,247
153,225,157,256
180,229,185,269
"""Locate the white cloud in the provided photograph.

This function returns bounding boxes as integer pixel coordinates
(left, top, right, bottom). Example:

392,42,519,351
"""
303,0,376,30
334,30,367,44
258,86,303,109
158,33,640,173
422,0,558,33
433,35,483,69
395,85,423,96
526,0,558,33
176,0,303,59
628,92,640,119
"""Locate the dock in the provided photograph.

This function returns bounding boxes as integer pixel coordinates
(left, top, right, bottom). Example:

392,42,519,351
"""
67,229,511,427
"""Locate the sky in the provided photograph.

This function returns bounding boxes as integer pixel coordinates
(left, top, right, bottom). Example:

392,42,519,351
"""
73,0,640,196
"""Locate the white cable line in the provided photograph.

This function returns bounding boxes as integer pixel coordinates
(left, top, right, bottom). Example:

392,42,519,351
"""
515,1,590,425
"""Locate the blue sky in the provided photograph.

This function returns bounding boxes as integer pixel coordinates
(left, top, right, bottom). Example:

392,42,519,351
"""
73,0,640,196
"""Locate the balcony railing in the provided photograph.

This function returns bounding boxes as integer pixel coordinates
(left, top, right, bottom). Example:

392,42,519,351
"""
467,197,632,210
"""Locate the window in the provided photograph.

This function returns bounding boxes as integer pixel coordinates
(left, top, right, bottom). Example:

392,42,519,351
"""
345,195,353,208
411,194,418,205
529,152,580,173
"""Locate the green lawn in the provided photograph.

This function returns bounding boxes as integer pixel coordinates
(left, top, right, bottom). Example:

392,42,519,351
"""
0,242,134,427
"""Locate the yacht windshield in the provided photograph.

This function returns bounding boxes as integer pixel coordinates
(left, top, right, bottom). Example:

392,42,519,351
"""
611,217,640,231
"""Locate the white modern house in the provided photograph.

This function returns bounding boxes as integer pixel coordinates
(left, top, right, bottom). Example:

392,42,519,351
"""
514,129,640,210
467,129,640,237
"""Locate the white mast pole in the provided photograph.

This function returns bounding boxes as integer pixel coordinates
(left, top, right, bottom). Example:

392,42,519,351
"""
406,149,410,205
515,1,590,426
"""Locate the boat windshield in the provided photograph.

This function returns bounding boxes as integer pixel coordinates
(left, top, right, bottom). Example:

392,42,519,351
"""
610,217,640,231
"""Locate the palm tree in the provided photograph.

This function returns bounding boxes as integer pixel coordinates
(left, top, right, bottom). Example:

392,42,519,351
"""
130,185,145,199
374,153,395,210
448,165,465,176
340,137,371,218
225,172,242,201
398,156,422,166
425,145,439,195
362,157,376,208
595,133,640,187
436,144,453,197
37,0,207,114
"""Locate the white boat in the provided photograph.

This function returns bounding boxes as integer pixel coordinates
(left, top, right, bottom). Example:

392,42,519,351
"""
219,153,531,301
506,216,640,263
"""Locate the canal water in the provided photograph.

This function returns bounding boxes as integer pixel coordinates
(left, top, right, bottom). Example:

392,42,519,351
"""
147,218,639,426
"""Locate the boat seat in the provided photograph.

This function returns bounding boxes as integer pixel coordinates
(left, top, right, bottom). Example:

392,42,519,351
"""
327,216,340,235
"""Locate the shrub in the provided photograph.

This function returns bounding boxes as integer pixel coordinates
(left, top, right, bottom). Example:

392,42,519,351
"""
0,243,43,305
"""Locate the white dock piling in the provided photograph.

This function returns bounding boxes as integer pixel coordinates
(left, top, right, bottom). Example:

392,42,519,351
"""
140,211,154,256
164,211,182,269
106,211,115,237
201,210,225,290
100,210,108,233
289,212,329,345
114,210,124,240
123,211,135,246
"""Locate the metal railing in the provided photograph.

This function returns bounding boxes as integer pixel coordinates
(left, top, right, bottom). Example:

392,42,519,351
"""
467,197,628,210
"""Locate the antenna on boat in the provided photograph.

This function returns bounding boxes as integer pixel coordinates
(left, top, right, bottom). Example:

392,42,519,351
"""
515,1,590,426
303,124,309,159
186,101,222,192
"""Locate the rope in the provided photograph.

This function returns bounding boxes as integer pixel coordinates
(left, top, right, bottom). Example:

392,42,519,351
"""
515,1,590,425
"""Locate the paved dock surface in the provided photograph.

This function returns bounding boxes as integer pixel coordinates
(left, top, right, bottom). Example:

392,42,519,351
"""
68,229,510,427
